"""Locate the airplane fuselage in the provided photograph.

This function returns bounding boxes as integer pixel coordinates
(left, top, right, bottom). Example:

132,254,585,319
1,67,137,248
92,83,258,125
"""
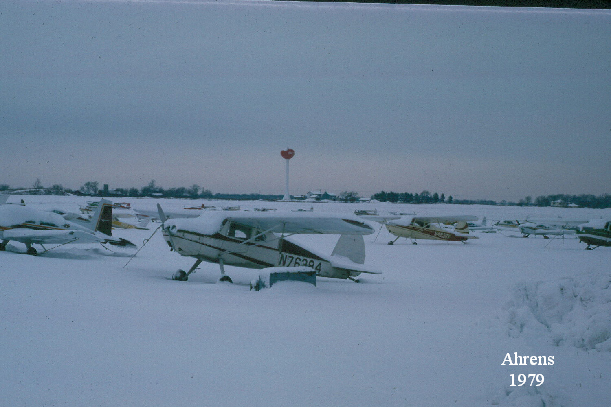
162,228,356,279
386,223,471,242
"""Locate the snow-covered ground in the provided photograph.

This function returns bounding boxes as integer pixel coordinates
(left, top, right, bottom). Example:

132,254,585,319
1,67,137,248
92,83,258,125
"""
0,195,609,406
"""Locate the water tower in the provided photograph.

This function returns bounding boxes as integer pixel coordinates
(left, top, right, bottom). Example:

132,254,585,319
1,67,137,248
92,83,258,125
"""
280,148,295,201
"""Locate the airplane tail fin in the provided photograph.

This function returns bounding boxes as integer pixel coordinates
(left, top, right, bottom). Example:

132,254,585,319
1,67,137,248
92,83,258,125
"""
74,199,113,236
331,234,366,264
95,200,113,235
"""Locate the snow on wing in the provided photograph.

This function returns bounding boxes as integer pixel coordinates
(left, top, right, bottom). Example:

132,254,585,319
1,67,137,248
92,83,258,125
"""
225,213,375,235
168,212,375,236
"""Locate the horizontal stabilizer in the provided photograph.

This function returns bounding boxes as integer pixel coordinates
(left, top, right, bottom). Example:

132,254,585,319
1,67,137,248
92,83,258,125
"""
329,254,382,274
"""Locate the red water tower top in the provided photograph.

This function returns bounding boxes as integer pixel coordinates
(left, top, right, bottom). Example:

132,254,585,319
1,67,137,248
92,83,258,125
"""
281,149,295,160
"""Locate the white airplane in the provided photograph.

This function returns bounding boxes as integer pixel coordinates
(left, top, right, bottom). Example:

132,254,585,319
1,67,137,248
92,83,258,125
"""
518,217,589,239
156,205,381,282
0,198,134,255
466,217,496,233
524,217,588,229
519,223,572,239
384,215,479,245
494,220,522,229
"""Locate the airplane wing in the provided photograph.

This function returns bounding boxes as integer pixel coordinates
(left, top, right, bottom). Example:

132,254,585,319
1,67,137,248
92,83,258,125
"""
411,215,479,224
526,218,589,228
134,208,202,220
358,215,402,224
225,213,375,235
2,229,104,245
167,212,375,236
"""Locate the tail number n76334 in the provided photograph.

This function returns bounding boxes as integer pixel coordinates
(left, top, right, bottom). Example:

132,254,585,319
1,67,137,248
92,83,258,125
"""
278,253,322,273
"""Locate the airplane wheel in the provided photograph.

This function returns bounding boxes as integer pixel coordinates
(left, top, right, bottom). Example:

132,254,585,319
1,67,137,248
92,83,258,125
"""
0,243,6,251
387,241,394,245
219,275,233,283
172,269,188,281
26,247,37,256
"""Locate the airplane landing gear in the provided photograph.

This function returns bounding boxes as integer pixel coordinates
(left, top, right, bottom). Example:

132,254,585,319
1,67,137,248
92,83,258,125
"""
26,245,37,256
388,236,400,245
172,269,188,281
218,258,233,283
171,259,202,281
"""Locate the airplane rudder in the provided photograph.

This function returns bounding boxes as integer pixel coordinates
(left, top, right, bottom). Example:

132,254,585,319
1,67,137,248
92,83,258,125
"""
96,200,113,236
332,234,365,264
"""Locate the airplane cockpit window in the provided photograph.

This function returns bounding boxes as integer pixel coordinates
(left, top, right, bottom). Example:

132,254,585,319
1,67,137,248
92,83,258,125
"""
228,223,251,240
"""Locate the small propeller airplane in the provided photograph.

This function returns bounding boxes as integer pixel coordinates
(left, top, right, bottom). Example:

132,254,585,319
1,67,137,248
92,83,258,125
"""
156,205,381,282
383,215,479,245
519,223,570,239
0,198,135,255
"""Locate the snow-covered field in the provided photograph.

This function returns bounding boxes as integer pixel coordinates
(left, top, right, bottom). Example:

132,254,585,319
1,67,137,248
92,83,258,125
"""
0,195,609,406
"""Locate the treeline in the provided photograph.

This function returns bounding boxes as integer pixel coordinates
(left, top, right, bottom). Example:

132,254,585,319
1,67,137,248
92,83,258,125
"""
2,181,609,208
527,194,611,209
0,180,288,201
304,0,609,9
0,180,208,199
371,190,451,204
370,190,611,208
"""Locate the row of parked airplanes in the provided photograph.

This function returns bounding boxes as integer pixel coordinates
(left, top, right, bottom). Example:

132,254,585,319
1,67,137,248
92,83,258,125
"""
1,194,610,284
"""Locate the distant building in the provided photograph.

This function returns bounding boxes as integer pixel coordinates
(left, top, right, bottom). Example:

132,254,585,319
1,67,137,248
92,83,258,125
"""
294,191,337,201
551,199,565,207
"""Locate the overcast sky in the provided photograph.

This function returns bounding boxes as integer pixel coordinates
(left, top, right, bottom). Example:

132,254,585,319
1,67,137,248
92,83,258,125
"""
1,0,609,201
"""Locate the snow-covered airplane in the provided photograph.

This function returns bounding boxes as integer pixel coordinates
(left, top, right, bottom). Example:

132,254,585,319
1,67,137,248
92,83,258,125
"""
0,198,134,255
111,204,151,230
384,215,479,244
576,220,611,249
157,205,381,282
